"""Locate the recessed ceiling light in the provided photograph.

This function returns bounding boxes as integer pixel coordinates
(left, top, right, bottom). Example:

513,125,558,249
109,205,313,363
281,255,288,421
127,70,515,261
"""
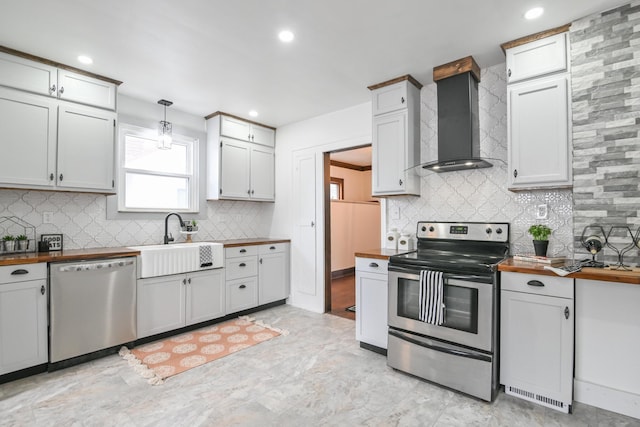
524,7,544,20
278,30,294,43
77,55,93,65
249,110,258,117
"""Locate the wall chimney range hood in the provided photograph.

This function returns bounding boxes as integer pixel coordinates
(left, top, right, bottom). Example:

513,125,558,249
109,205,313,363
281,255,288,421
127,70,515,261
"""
422,56,492,172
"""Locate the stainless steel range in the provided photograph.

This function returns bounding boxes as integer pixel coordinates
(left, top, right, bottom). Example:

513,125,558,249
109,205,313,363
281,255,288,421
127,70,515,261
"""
387,221,509,401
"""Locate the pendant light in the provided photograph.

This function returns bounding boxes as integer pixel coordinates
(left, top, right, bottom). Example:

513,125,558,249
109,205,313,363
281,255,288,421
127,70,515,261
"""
157,99,173,150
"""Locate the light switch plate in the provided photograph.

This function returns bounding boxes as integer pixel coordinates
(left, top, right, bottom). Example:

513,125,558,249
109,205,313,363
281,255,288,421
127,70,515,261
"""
536,204,548,220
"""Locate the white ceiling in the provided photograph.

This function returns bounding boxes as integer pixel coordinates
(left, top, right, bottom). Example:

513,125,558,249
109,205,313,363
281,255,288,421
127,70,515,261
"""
331,146,372,167
0,0,624,127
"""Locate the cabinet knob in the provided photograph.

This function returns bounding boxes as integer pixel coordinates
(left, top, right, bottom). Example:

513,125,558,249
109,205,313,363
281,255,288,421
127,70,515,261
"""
508,69,512,78
239,263,246,267
564,306,570,319
41,285,46,295
188,278,191,284
401,97,405,104
311,221,315,227
270,246,276,250
182,278,187,285
59,86,65,95
239,249,247,253
399,179,403,186
259,258,263,264
50,84,56,95
239,284,246,289
513,169,518,178
248,134,251,140
247,189,251,194
50,173,54,181
59,174,63,181
251,189,254,194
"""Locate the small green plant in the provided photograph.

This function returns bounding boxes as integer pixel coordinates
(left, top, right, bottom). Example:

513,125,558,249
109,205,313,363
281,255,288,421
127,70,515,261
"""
2,235,15,241
191,220,197,228
16,234,27,241
528,224,552,241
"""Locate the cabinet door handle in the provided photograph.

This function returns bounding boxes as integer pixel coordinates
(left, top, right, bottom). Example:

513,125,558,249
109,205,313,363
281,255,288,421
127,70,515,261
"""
247,189,251,194
311,221,315,227
41,285,46,295
369,262,379,268
513,169,518,178
564,306,570,319
239,284,246,289
259,258,263,264
269,246,276,250
59,174,63,181
527,280,545,287
507,68,512,78
182,278,187,285
399,179,403,186
248,134,251,140
188,278,191,284
251,190,254,195
50,84,56,95
11,269,29,275
401,96,405,104
239,249,247,253
50,173,54,181
59,86,64,95
239,263,246,267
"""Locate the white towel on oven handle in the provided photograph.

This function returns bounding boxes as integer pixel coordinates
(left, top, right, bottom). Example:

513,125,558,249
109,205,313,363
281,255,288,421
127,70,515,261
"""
418,270,444,325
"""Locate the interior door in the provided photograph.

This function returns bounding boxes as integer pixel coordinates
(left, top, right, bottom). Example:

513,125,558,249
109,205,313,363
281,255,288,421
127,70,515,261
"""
292,151,317,297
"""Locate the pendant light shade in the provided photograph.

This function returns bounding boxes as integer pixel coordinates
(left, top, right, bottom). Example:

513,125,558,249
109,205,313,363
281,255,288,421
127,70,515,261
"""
157,99,173,150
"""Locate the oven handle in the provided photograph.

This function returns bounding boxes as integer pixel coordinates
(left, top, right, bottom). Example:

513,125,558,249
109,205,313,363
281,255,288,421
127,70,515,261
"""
388,265,492,283
389,328,492,363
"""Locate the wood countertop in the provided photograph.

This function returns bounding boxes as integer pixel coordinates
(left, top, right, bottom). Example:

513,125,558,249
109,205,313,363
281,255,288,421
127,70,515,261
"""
218,238,290,248
355,248,414,260
0,247,140,266
0,238,291,266
498,258,640,285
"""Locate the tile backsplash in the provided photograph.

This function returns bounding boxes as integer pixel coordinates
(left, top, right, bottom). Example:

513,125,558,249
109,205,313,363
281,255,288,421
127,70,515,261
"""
0,190,272,249
386,64,575,258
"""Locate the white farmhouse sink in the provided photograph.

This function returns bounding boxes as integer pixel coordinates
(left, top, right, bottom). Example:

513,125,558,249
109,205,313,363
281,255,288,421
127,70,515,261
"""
128,242,223,278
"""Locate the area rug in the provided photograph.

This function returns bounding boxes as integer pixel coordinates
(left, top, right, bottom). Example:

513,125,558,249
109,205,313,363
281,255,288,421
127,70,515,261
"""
119,316,287,385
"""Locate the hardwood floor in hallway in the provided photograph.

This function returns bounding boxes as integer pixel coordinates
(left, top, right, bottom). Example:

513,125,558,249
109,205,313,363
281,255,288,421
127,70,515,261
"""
329,273,355,320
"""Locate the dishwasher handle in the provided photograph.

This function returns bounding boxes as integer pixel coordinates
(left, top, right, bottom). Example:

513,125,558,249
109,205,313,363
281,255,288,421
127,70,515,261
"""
56,258,135,273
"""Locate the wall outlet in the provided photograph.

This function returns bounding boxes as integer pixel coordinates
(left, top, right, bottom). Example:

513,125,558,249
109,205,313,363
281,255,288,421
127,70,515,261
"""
536,204,548,220
43,211,54,224
390,205,401,220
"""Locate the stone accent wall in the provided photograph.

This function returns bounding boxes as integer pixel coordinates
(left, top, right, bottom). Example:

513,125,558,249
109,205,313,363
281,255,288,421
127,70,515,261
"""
570,1,640,266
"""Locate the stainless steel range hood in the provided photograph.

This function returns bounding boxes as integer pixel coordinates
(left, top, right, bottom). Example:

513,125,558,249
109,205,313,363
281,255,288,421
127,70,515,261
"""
422,56,492,172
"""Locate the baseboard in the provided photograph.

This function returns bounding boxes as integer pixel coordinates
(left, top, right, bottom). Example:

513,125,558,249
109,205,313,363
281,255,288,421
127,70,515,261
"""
574,379,640,419
331,267,355,279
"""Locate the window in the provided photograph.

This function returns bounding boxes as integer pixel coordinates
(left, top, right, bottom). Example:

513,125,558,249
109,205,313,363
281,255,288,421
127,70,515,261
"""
329,177,344,200
118,124,199,213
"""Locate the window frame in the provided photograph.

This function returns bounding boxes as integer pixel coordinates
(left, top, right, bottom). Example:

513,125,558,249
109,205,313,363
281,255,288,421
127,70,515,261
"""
329,177,344,200
117,123,199,213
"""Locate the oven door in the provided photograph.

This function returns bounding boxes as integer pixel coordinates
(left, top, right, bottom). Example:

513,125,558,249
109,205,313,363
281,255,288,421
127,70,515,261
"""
388,267,495,352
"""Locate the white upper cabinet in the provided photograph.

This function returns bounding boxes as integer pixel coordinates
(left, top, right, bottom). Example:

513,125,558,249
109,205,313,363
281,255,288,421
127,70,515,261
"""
0,49,119,193
369,76,421,197
0,51,117,110
0,88,57,188
206,113,276,201
503,28,572,191
57,103,116,191
220,114,275,147
0,51,57,96
506,33,568,84
57,70,117,110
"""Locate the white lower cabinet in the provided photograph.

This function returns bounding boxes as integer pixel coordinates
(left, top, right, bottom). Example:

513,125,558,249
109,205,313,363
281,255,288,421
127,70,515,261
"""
0,263,48,375
355,257,388,350
225,243,290,312
500,272,574,412
137,269,224,339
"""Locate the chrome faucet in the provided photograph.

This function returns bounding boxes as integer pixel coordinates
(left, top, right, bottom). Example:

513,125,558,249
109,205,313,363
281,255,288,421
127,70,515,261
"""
164,212,185,244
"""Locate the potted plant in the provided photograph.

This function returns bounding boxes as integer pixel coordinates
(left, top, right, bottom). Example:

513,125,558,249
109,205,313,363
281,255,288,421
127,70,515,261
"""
184,220,198,232
16,234,28,251
2,235,15,252
528,224,552,257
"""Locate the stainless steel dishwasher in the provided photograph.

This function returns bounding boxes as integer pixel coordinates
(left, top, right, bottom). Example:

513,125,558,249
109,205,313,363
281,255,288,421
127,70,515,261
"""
49,257,137,363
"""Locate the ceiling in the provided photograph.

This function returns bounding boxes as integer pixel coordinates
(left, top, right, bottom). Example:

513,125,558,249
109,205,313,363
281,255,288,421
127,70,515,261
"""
331,146,372,167
0,0,624,127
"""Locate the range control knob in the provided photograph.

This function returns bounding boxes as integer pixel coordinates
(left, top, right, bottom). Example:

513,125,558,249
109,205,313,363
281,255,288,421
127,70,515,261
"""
429,226,435,232
421,226,427,232
496,228,503,234
486,227,493,234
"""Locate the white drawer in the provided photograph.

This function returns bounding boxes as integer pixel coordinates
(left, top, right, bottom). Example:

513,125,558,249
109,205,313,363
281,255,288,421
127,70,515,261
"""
225,256,258,280
501,272,573,299
225,245,258,259
0,263,47,284
226,277,258,313
258,242,287,255
355,257,388,274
